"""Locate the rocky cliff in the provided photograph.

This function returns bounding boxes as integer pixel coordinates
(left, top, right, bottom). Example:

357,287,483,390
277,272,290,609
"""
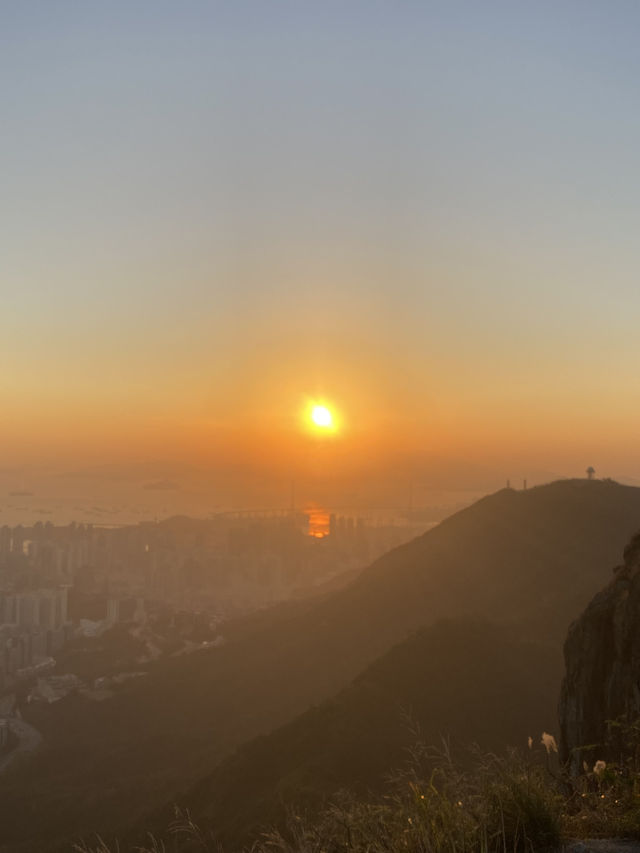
560,532,640,773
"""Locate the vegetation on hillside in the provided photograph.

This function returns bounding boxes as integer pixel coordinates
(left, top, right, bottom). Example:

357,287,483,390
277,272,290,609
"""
170,620,561,849
4,480,640,852
75,720,640,853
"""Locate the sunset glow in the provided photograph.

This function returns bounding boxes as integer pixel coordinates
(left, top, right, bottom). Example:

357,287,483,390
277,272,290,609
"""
6,6,640,848
311,406,333,429
2,1,640,517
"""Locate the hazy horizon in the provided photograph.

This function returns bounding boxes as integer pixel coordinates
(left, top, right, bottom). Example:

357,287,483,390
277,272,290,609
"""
0,460,631,528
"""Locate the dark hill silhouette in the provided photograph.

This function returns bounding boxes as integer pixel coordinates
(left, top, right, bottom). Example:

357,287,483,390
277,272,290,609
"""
169,620,561,849
2,479,640,851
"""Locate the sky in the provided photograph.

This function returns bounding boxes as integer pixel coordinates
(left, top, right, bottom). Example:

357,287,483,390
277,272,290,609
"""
3,1,640,513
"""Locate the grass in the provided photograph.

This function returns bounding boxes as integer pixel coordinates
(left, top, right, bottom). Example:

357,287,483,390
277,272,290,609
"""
74,736,565,853
71,717,640,853
562,717,640,841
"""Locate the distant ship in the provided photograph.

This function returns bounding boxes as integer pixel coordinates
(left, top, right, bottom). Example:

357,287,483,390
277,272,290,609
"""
9,490,34,496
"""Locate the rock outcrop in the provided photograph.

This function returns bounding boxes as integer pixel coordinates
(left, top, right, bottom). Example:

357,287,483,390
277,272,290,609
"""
560,532,640,773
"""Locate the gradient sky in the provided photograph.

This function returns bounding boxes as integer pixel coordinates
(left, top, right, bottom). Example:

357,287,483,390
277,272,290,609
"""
4,1,640,507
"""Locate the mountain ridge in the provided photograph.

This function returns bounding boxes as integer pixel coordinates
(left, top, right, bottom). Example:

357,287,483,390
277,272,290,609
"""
164,618,561,849
2,479,640,851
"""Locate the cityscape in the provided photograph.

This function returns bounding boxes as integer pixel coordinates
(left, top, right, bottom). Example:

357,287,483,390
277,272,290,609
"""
5,3,640,851
0,505,443,697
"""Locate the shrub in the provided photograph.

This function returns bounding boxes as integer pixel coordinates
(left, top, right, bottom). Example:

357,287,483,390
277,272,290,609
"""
74,739,565,853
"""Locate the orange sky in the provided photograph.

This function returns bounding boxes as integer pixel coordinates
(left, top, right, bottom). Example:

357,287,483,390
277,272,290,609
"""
5,3,640,513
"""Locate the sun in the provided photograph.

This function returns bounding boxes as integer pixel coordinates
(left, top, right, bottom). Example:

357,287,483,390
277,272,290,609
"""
311,405,333,428
302,399,340,435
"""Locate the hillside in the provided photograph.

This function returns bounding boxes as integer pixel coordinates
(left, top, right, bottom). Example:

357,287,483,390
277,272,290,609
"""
2,479,640,851
166,620,561,850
